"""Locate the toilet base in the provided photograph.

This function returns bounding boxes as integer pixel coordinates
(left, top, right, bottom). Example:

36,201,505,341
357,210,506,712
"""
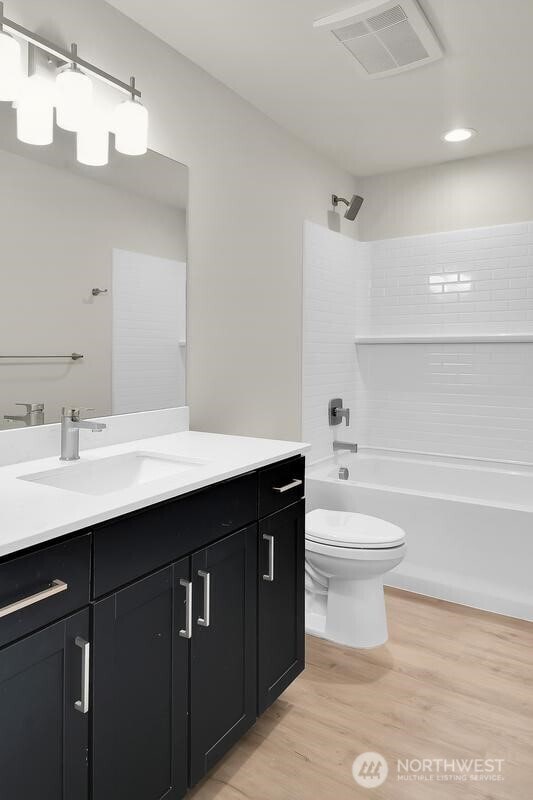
305,576,389,649
328,575,388,648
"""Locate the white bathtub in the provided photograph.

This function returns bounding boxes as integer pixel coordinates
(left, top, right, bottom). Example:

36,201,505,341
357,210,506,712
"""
306,450,533,621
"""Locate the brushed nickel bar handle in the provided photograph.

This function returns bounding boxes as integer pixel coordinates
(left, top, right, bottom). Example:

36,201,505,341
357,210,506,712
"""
272,478,303,494
262,534,274,582
179,579,193,639
197,571,211,628
0,579,68,619
74,637,90,715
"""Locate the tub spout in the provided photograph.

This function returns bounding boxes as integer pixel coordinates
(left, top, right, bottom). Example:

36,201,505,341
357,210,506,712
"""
333,441,358,454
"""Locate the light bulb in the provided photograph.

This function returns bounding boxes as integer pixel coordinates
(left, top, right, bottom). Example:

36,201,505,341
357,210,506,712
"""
56,67,93,132
442,128,477,143
113,97,148,156
0,30,23,101
77,110,109,166
16,75,55,146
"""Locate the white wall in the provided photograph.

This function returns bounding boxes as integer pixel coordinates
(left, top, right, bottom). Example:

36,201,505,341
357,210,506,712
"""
358,146,533,241
0,147,184,426
6,0,359,442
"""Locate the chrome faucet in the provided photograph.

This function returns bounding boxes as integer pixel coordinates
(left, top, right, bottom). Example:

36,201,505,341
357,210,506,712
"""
328,398,350,427
60,407,107,461
333,441,358,454
4,402,45,427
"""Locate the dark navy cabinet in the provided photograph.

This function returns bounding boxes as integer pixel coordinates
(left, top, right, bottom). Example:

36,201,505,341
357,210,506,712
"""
0,609,90,800
190,525,257,785
92,566,184,800
258,500,305,714
0,456,305,800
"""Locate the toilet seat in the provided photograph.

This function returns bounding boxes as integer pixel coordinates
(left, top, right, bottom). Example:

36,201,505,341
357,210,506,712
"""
306,509,405,550
306,536,406,561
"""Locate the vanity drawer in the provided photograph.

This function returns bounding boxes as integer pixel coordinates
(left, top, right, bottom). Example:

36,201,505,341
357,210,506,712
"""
93,471,258,597
258,456,305,518
0,535,91,649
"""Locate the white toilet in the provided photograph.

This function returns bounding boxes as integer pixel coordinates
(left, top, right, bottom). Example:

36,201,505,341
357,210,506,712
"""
305,509,406,649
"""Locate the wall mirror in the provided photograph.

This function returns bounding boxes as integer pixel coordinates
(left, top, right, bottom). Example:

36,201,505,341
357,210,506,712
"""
0,105,188,430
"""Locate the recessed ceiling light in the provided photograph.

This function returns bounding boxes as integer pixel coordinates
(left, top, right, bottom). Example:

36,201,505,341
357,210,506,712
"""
442,128,477,143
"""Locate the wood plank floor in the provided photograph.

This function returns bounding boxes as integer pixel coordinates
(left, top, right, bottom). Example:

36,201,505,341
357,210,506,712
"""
189,588,533,800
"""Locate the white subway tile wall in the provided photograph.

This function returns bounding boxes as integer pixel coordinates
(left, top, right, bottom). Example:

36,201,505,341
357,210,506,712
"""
303,221,533,464
113,249,187,415
357,343,533,462
363,222,533,336
302,222,370,461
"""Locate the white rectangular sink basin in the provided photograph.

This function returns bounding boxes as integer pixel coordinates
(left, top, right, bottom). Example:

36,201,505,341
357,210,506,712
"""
19,452,208,496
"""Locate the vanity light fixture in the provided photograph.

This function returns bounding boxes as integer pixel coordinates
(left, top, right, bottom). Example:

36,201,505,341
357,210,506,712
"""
55,44,92,132
442,127,477,143
77,109,109,166
16,71,55,146
113,77,148,156
0,1,148,164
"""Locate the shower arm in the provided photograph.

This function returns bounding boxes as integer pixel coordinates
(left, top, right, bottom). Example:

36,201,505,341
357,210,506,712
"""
332,194,350,208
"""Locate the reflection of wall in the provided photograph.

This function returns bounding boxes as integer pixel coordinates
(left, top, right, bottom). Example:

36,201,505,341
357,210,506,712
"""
0,149,185,426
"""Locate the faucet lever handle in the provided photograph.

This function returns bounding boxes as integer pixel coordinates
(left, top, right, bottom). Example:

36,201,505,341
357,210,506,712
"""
62,407,96,421
62,406,81,420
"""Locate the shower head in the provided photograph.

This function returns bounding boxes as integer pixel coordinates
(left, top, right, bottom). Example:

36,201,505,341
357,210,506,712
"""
332,194,364,221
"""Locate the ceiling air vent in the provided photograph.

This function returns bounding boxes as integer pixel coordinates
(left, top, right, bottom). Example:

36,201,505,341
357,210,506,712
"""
314,0,443,78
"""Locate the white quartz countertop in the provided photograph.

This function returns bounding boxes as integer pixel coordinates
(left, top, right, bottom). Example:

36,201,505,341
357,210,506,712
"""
0,430,309,558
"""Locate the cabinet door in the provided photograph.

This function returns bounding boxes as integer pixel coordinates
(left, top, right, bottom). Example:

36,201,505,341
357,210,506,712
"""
258,500,305,714
190,526,257,786
0,608,90,800
92,565,188,800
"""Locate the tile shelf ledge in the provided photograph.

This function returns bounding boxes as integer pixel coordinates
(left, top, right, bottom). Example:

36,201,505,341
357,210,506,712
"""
354,334,533,344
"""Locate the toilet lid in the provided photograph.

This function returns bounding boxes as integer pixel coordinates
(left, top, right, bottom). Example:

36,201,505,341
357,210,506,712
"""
305,509,405,549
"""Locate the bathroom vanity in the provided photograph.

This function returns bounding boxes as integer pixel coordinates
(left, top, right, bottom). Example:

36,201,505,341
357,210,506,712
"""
0,78,309,798
0,433,306,799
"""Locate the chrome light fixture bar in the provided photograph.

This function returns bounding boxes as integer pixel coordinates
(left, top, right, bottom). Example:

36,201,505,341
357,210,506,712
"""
0,1,141,99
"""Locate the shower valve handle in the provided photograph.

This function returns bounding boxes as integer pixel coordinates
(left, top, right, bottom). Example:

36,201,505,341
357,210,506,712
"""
329,399,350,427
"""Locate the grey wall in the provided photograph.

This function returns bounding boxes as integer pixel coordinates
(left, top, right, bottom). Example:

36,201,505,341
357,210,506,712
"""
0,148,184,425
7,0,359,441
359,145,533,241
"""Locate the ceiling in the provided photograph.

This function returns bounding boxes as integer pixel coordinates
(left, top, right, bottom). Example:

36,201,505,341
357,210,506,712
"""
106,0,533,176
